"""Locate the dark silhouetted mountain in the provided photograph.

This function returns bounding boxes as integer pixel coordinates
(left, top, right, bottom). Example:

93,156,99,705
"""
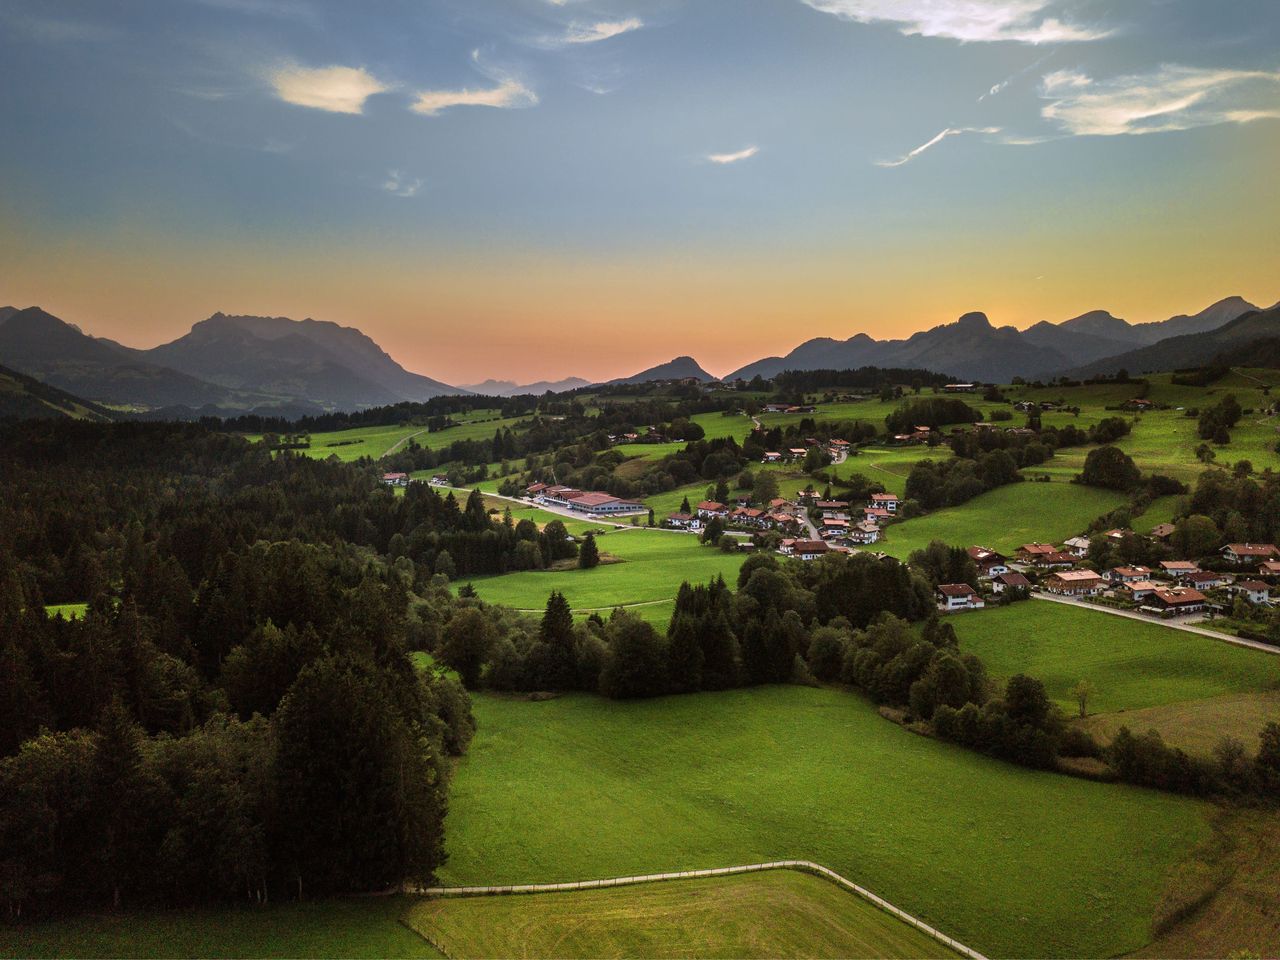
0,307,236,408
1067,303,1280,377
142,313,462,408
461,376,591,396
606,356,715,385
0,362,116,421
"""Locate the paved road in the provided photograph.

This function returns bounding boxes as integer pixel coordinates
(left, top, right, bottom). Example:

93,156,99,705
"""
410,859,985,960
1031,593,1279,656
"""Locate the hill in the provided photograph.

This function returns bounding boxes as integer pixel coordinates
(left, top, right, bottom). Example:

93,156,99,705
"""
606,356,715,385
727,296,1261,383
461,376,590,396
0,363,116,420
1068,303,1280,377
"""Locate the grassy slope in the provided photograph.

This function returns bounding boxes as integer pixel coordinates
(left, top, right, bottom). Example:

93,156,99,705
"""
457,529,745,611
1080,689,1280,759
43,602,88,620
442,687,1206,959
0,896,442,960
871,481,1127,558
405,870,955,959
951,601,1280,716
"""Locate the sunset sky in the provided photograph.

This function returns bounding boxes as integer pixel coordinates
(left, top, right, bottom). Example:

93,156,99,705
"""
1,0,1278,384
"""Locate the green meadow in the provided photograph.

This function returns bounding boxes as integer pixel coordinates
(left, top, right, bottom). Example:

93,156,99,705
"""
441,687,1206,959
871,481,1126,558
405,870,954,959
43,602,88,620
249,410,521,463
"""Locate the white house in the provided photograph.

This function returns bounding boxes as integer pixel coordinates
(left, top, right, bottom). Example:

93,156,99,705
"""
937,583,984,611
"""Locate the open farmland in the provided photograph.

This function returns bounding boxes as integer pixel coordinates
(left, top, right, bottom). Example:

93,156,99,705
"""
456,528,745,612
250,410,521,463
405,870,955,959
441,687,1206,959
870,481,1127,559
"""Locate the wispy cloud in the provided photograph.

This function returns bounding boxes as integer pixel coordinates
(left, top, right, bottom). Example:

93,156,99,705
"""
1039,64,1280,136
799,0,1109,44
876,126,1001,166
563,18,644,44
707,146,759,164
411,52,538,116
269,63,389,114
979,52,1052,101
382,170,423,197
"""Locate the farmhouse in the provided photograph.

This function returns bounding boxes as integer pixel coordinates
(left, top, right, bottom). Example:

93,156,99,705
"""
869,492,900,513
968,546,1008,577
1148,587,1208,615
992,572,1031,594
1062,536,1092,557
1149,523,1176,542
1222,543,1280,565
665,512,702,531
1234,580,1272,604
1118,579,1161,601
1033,551,1078,570
1042,570,1104,596
791,540,830,561
1159,560,1200,577
1017,543,1057,562
429,474,449,486
937,583,984,611
1182,570,1231,590
1106,565,1153,584
381,472,409,487
762,451,783,463
849,521,881,545
525,481,547,495
1261,560,1280,577
863,507,892,525
696,501,728,519
788,448,808,461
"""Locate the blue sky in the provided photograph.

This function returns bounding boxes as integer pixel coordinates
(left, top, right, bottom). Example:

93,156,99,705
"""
1,0,1277,381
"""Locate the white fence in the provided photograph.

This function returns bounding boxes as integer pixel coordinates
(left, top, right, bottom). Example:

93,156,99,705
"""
411,859,986,959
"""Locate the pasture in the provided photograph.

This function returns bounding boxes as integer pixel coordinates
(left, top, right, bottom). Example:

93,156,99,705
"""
456,528,744,612
404,870,955,959
250,409,520,463
44,602,88,620
442,687,1207,959
870,481,1126,559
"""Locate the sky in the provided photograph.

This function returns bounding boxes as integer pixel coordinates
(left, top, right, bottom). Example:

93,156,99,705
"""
1,0,1278,384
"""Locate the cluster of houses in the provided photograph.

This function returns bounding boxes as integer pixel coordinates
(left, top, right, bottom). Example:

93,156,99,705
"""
760,437,852,463
934,536,1280,616
525,482,647,516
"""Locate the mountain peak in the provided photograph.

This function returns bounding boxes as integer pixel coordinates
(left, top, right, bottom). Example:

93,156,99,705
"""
607,356,714,386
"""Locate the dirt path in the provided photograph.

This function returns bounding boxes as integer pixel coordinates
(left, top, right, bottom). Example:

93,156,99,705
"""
383,428,432,458
408,859,986,960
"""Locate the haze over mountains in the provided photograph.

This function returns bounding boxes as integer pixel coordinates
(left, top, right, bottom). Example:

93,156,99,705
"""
0,295,1274,414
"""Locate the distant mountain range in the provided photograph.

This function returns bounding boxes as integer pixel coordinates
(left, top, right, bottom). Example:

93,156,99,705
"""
461,377,592,397
725,297,1262,383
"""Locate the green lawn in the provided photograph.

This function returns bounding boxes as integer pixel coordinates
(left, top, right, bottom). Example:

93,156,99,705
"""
456,529,745,611
951,601,1280,716
442,687,1207,959
44,602,88,620
1,896,441,959
405,870,955,959
871,481,1126,558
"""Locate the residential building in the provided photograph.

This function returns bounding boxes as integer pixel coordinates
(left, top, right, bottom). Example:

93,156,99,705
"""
791,540,830,561
1062,536,1092,557
1222,543,1280,565
937,583,984,611
1106,565,1153,584
1234,580,1271,604
381,472,409,487
992,572,1031,594
849,521,881,545
665,512,702,531
1149,523,1176,542
1034,551,1078,570
869,493,900,513
696,501,727,519
1042,570,1104,596
943,383,977,393
1148,587,1208,615
1159,560,1200,577
1016,543,1057,562
762,451,783,463
1118,579,1161,601
1182,570,1231,590
1261,560,1280,577
968,546,1008,577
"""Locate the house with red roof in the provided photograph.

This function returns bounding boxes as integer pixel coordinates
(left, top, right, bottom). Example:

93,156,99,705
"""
937,583,984,611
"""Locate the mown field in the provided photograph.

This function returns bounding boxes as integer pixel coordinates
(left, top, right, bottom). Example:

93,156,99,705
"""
1,896,442,959
405,870,954,959
248,409,520,463
441,687,1207,959
951,601,1280,754
456,528,745,613
870,481,1126,559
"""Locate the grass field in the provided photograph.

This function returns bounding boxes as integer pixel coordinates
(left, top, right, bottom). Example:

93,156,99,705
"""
951,601,1280,717
456,528,745,612
250,410,520,463
404,870,956,959
441,687,1206,959
870,481,1126,558
44,602,88,619
0,896,442,959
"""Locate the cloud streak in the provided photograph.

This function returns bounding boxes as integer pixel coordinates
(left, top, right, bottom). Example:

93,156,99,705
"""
799,0,1109,44
269,63,389,114
411,52,538,116
707,146,759,164
1039,65,1280,136
876,126,1001,166
382,170,423,197
563,18,643,44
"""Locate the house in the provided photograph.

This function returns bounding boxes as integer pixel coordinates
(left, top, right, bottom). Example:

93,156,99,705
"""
1118,579,1161,601
1261,560,1280,577
1222,543,1280,565
1101,528,1134,543
1034,552,1078,570
849,521,881,545
968,546,1009,577
732,493,753,507
1106,565,1153,584
788,448,808,461
525,481,547,496
820,517,849,538
869,493,900,513
1149,523,1176,542
992,572,1031,594
762,451,783,463
1121,398,1154,411
430,474,450,486
1234,580,1271,604
696,501,728,519
943,383,977,393
540,484,582,505
1062,536,1092,557
1159,560,1200,577
732,507,768,528
791,540,830,561
816,500,850,511
762,403,791,413
1017,543,1057,562
1042,570,1104,596
1148,587,1208,615
1182,570,1231,590
381,472,409,487
937,583,984,611
863,507,892,525
666,512,703,531
769,498,792,511
827,439,851,454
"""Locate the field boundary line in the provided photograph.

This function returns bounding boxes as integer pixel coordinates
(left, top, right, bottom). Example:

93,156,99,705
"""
407,859,987,959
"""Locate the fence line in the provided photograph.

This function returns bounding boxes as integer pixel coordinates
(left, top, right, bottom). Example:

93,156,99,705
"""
408,859,987,960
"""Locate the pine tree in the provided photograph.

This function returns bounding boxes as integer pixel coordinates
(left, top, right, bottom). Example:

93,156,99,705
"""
578,533,600,569
680,496,692,514
666,614,704,693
